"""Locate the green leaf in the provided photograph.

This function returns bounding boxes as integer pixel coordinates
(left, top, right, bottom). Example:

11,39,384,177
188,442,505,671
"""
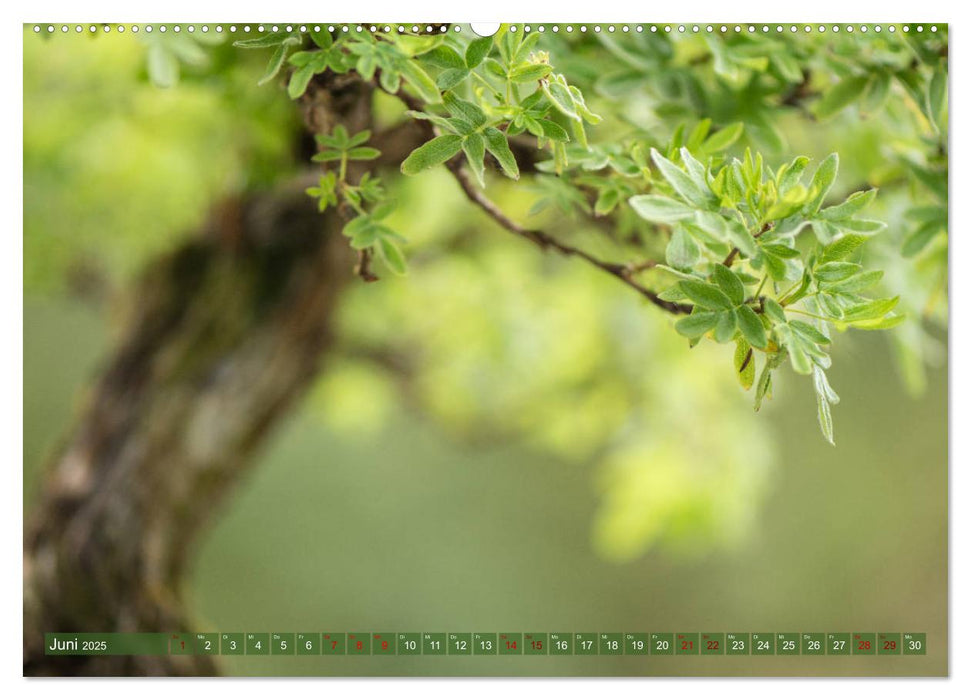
701,122,743,153
568,85,602,124
804,153,839,216
726,220,758,257
675,311,720,338
311,149,343,162
444,92,487,128
629,195,694,224
713,309,738,343
712,263,745,305
543,82,579,121
761,252,788,281
465,36,493,69
850,314,906,330
814,75,870,120
233,31,292,48
146,44,179,88
734,338,756,390
837,219,886,234
762,244,800,259
928,67,948,131
509,63,552,82
423,45,465,70
815,261,862,282
436,68,469,90
825,270,883,294
462,132,486,188
651,148,714,208
535,119,569,142
737,305,768,348
377,237,407,275
287,64,315,99
400,134,464,175
819,234,869,263
594,189,620,216
513,31,541,63
841,296,899,322
763,298,786,324
483,127,520,180
309,27,333,49
347,129,371,147
818,189,877,222
812,366,839,445
902,220,944,257
665,229,701,270
371,200,396,221
679,148,709,191
346,147,381,161
754,364,772,411
258,42,292,85
777,156,809,195
680,280,733,310
400,60,441,103
790,320,831,345
788,342,812,375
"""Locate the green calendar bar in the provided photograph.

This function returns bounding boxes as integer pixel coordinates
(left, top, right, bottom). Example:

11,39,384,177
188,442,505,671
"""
43,631,929,657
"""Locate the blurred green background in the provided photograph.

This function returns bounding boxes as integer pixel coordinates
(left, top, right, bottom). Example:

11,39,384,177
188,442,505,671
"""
23,26,947,676
23,296,947,676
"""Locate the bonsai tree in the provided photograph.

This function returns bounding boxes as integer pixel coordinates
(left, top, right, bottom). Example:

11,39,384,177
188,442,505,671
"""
23,23,947,674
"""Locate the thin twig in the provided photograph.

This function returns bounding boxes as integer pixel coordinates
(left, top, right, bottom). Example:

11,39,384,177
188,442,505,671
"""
354,247,379,282
445,160,690,314
723,222,772,268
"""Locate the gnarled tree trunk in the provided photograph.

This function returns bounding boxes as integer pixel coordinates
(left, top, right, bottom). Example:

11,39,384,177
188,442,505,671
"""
23,75,372,676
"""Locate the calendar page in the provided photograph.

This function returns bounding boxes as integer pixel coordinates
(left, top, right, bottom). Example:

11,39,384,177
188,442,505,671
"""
22,19,948,679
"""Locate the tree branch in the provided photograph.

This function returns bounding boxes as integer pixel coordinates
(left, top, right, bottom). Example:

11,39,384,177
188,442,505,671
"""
444,160,690,314
390,89,689,315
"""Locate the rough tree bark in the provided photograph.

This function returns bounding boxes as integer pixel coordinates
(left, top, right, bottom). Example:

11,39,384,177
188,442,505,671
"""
23,74,372,676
